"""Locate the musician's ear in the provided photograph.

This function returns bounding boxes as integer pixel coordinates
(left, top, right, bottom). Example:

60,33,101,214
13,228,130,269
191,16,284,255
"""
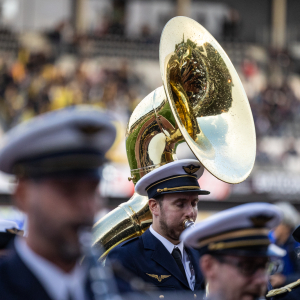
200,254,219,280
149,198,160,216
149,194,164,217
14,179,29,213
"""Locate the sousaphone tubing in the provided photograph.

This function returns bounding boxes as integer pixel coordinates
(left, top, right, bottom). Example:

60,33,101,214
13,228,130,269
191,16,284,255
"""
93,17,256,258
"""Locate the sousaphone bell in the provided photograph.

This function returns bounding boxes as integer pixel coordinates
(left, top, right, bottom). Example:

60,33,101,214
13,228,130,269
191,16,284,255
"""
93,16,256,258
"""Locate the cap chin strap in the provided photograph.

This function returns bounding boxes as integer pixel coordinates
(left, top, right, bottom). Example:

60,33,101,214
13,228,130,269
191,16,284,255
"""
157,186,200,193
208,239,270,251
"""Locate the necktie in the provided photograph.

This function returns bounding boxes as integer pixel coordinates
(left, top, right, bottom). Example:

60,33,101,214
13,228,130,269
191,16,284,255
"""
172,247,187,280
67,291,74,300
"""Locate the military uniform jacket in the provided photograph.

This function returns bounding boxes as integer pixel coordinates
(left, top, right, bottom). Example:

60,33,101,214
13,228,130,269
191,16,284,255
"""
0,250,94,300
107,228,204,293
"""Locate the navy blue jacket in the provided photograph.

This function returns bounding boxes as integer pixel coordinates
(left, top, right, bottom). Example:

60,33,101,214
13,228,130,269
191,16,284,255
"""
0,250,53,300
107,229,204,293
0,250,94,300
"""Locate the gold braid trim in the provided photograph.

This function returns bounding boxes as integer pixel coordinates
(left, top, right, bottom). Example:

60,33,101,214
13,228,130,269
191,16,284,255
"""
197,228,269,248
208,239,270,250
157,186,200,193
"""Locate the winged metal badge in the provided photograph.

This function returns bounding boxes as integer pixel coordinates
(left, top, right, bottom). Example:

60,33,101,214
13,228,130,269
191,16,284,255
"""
250,215,273,227
146,273,171,282
6,228,24,236
183,164,200,174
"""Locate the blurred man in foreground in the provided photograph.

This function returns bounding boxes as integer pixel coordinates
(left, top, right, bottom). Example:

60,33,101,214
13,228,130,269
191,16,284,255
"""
107,159,209,295
181,202,283,300
0,106,117,300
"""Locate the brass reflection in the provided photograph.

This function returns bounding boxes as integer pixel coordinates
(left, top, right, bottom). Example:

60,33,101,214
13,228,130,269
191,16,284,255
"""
168,38,233,120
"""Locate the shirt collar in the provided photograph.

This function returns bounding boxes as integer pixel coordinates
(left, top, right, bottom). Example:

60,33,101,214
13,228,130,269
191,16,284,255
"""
149,225,184,257
15,237,86,300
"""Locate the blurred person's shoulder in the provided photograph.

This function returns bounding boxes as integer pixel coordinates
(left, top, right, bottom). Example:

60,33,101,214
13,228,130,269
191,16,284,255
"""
0,248,52,300
0,249,23,284
0,250,25,297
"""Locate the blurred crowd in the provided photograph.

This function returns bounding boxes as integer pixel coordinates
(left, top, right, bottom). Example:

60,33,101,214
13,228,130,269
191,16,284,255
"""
0,49,150,131
241,55,300,138
238,50,300,169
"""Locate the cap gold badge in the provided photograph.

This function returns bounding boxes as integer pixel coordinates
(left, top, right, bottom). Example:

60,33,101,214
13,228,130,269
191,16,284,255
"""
183,165,200,174
250,215,273,227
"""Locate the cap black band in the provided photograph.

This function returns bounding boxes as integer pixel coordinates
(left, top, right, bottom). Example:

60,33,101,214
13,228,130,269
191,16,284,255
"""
197,228,271,257
146,174,201,199
13,149,105,178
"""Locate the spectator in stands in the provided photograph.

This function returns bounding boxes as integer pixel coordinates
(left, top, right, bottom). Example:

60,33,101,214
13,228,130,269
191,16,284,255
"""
269,202,300,288
222,7,241,41
0,50,146,130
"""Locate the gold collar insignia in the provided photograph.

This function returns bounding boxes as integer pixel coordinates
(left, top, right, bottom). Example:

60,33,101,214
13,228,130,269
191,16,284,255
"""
250,215,273,227
6,228,24,236
146,273,171,282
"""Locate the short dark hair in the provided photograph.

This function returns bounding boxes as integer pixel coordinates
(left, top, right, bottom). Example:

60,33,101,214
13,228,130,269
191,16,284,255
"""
152,194,164,207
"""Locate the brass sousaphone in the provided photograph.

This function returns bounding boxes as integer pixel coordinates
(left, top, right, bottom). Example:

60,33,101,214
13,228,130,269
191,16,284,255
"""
93,17,256,258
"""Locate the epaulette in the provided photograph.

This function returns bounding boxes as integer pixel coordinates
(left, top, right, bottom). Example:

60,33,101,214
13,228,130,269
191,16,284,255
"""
266,279,300,297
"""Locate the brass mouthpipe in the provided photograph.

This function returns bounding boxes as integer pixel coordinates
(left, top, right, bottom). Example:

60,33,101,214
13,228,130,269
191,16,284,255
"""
183,219,195,229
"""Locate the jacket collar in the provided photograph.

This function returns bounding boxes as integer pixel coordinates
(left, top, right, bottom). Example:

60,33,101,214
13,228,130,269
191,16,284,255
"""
142,228,157,250
149,225,185,255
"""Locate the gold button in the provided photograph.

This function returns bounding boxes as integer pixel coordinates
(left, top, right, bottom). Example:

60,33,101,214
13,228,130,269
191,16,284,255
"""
194,294,197,298
159,296,164,299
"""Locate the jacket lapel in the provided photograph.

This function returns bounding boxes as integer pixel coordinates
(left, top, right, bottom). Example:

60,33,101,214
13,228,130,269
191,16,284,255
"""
142,229,190,289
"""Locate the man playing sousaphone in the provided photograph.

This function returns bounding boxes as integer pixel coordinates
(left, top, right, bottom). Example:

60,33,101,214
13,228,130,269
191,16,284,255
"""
107,159,209,295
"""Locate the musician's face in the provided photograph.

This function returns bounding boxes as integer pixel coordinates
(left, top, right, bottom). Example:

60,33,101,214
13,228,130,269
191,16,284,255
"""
201,254,269,300
15,178,99,264
153,192,199,243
